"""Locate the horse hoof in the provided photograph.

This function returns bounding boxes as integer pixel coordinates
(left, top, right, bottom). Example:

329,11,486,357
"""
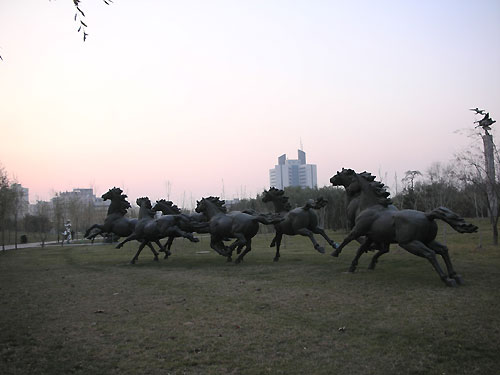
130,260,136,265
445,278,457,287
273,257,279,262
348,267,356,273
452,275,464,285
192,238,200,243
316,246,325,254
331,251,339,257
235,259,242,264
154,257,159,262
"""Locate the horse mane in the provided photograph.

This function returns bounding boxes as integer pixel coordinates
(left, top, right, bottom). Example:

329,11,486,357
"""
204,196,227,213
155,199,181,214
358,172,392,206
264,187,292,211
104,187,131,214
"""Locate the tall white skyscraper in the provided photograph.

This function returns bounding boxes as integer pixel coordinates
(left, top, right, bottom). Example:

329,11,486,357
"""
269,149,317,189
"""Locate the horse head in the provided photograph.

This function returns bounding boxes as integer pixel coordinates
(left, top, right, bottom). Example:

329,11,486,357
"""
102,187,124,201
152,199,181,215
333,169,392,207
195,196,227,215
136,197,152,209
102,187,131,215
262,187,291,211
330,168,358,188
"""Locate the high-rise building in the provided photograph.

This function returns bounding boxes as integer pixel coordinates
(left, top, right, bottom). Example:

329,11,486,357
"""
269,149,317,189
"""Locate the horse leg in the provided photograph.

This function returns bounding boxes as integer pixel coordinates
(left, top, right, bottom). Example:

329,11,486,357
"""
368,243,390,270
236,244,244,254
147,242,160,261
428,240,463,285
332,229,364,257
348,239,373,273
153,240,169,258
210,236,228,257
398,240,457,287
273,232,283,262
130,241,148,264
313,227,339,250
116,234,138,249
296,228,325,254
162,236,175,259
235,237,252,264
84,224,102,239
230,234,248,264
270,234,277,248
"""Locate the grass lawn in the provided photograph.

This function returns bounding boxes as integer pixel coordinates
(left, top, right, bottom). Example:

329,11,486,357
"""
1,222,499,374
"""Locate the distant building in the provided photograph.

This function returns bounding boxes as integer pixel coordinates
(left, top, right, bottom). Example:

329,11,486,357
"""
11,183,30,217
55,188,110,208
269,149,317,189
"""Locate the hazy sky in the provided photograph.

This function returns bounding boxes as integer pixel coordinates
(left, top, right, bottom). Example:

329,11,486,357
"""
1,0,499,207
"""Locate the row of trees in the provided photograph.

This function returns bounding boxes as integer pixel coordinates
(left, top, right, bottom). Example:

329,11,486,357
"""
0,166,109,248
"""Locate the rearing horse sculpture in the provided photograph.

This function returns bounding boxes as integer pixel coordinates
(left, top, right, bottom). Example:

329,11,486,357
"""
330,168,478,286
84,187,136,241
195,196,282,263
261,187,338,261
84,188,162,261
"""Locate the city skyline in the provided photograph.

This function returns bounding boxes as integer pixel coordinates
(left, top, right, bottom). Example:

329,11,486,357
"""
1,1,499,207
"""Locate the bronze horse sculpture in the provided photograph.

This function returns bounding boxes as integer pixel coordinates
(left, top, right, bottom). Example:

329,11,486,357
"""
84,188,162,258
116,197,200,264
195,196,282,263
84,187,136,241
330,168,478,286
261,187,338,262
151,199,210,258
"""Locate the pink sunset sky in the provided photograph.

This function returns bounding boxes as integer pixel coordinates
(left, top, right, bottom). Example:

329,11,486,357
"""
1,0,499,208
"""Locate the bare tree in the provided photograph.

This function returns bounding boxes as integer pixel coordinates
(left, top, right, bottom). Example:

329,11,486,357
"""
0,166,14,250
456,132,499,244
402,170,422,209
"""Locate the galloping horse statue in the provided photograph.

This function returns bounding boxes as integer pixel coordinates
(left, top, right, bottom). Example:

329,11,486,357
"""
84,187,139,241
116,197,200,264
151,199,209,258
330,168,478,286
261,187,338,261
195,196,282,263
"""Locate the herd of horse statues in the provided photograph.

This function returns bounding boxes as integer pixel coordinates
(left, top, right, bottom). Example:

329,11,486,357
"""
84,168,478,287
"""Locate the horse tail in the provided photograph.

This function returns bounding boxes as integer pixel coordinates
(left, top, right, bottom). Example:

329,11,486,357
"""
426,207,478,233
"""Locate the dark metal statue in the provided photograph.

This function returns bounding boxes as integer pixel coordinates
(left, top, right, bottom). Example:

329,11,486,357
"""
84,188,162,261
261,187,338,261
474,112,496,132
151,199,209,258
116,197,199,264
84,187,136,241
330,168,478,286
195,196,282,263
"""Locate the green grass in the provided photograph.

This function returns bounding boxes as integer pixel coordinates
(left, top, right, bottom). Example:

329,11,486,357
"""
1,223,500,375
